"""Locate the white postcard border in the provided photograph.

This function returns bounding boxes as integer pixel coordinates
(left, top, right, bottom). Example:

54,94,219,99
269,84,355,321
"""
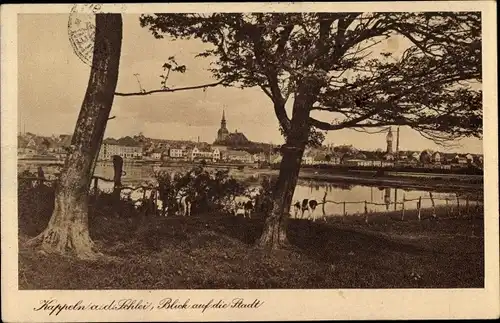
1,2,498,322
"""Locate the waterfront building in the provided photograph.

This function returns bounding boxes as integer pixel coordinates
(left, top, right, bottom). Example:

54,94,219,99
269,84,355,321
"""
98,137,142,161
191,146,214,161
465,153,474,164
223,149,253,163
169,148,184,159
253,152,267,163
431,152,441,164
151,150,163,160
270,153,282,164
343,159,374,167
302,154,314,165
17,136,35,156
212,148,221,162
454,155,468,165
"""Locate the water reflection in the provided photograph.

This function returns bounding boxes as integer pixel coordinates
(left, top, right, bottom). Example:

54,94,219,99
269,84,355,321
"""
293,179,481,217
384,187,391,211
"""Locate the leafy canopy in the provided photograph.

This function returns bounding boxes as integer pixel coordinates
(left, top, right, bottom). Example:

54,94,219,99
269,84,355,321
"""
140,12,482,145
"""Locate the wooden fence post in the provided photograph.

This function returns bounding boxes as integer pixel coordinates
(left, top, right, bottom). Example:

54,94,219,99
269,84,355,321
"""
322,191,327,220
153,189,158,217
93,177,98,193
92,177,99,203
445,197,449,217
37,166,45,187
364,201,368,224
401,199,405,221
465,195,470,217
147,189,156,217
456,195,461,218
474,199,480,219
417,196,422,221
112,155,124,216
429,192,436,219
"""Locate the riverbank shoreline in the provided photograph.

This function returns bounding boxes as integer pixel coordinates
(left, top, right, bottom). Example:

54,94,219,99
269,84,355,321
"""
228,168,483,193
297,171,483,193
19,159,483,193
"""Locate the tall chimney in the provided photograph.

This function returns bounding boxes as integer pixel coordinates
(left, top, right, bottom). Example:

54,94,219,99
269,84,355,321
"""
396,127,400,157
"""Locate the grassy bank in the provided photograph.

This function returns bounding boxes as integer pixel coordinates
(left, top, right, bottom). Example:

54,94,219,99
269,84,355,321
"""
19,190,484,289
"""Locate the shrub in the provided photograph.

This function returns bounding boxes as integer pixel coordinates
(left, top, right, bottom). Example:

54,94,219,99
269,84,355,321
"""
154,166,248,215
18,183,55,236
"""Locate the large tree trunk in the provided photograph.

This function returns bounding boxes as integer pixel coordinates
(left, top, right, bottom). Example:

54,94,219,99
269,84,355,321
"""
28,14,122,259
257,142,305,248
257,77,320,249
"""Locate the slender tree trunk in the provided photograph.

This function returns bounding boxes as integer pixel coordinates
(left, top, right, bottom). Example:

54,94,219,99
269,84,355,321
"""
257,77,320,249
28,14,122,259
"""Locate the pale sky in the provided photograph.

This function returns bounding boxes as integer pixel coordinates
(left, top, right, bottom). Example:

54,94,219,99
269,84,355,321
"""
18,14,483,154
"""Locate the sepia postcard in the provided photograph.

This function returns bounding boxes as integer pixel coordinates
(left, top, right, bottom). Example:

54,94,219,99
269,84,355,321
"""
1,2,499,322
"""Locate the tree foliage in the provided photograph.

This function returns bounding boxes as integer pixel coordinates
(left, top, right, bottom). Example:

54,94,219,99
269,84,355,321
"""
140,12,482,144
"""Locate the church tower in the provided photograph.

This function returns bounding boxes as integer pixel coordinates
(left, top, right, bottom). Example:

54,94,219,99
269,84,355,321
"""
221,109,227,130
216,109,229,142
386,127,393,154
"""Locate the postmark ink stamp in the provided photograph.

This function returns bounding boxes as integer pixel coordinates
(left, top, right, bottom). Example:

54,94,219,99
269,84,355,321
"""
67,4,102,66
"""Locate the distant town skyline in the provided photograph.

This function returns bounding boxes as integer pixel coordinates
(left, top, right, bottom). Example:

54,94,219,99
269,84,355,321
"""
18,14,483,154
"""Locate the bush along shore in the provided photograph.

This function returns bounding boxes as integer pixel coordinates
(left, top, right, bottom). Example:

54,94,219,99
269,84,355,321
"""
18,169,484,289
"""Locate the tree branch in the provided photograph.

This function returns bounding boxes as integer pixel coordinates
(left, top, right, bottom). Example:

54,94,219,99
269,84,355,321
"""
260,85,274,101
275,24,294,57
273,102,291,133
394,26,443,58
114,80,224,97
310,107,381,130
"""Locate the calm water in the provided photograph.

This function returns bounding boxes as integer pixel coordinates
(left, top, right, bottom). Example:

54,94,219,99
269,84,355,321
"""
23,162,483,217
292,180,480,216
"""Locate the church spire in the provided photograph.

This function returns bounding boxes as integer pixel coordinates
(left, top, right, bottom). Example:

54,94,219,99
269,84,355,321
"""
216,108,229,143
220,108,227,130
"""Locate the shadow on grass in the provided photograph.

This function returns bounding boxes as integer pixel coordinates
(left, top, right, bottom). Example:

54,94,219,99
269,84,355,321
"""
18,185,484,289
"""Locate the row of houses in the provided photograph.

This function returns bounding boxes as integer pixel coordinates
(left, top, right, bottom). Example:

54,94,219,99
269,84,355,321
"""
96,136,483,168
150,146,266,164
98,137,267,164
18,133,72,159
269,147,483,169
18,133,483,169
17,133,264,164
